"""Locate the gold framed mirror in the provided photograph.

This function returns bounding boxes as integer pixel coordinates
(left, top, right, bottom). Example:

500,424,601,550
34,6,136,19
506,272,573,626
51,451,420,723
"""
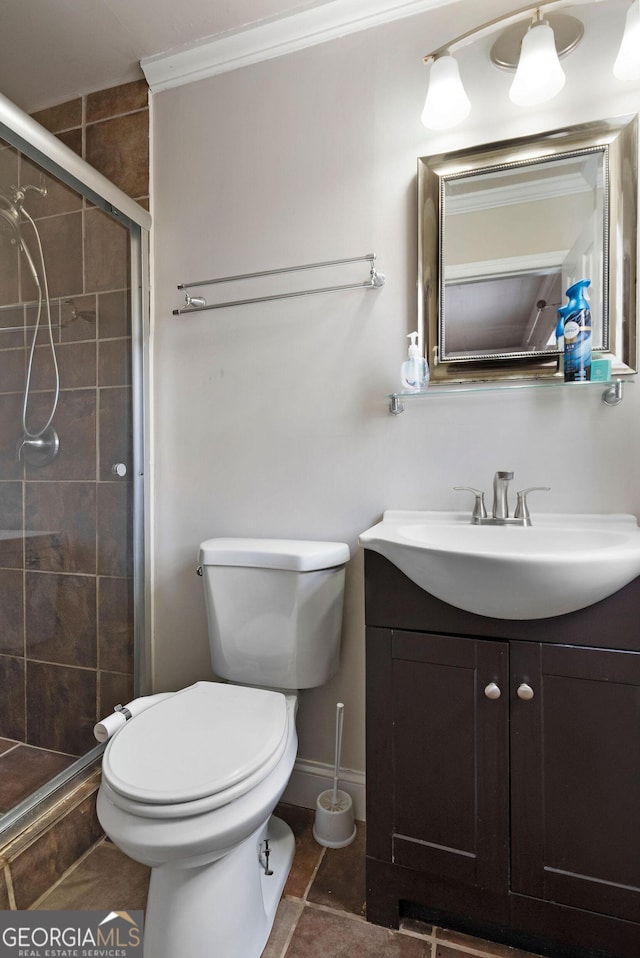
418,114,637,384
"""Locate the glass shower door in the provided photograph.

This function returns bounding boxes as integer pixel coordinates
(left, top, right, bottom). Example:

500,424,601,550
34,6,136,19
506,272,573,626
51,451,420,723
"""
0,134,140,830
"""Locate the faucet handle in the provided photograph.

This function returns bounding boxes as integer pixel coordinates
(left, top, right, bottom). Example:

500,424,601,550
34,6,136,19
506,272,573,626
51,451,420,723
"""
454,486,488,522
514,486,550,524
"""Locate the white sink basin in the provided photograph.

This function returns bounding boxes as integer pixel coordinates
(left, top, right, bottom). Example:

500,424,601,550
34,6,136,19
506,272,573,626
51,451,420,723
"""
359,510,640,619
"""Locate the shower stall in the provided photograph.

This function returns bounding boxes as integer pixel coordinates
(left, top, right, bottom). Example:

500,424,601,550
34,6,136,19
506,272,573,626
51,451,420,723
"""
0,93,150,837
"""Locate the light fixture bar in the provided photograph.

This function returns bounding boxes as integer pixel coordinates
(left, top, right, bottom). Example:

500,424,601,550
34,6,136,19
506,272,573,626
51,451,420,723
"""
422,0,586,63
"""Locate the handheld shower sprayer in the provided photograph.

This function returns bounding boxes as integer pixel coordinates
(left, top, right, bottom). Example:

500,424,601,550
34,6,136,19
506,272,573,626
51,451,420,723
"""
1,181,60,466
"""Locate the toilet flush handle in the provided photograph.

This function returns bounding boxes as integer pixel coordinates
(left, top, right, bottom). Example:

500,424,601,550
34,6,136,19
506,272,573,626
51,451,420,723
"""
196,566,203,576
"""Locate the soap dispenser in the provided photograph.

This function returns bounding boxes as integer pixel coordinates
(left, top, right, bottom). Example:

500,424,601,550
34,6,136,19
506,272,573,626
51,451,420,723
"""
401,331,429,390
563,279,592,383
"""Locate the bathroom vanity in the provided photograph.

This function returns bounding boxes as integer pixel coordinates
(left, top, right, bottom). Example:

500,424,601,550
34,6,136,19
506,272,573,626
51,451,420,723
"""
364,550,640,958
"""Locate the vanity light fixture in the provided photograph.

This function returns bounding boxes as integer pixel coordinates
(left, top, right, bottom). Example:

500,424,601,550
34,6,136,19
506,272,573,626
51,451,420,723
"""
421,0,636,130
420,54,471,129
507,11,568,105
613,0,640,80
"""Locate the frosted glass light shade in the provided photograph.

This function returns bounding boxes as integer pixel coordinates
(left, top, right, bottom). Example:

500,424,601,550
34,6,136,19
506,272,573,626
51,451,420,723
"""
614,0,640,81
509,19,566,106
421,55,471,130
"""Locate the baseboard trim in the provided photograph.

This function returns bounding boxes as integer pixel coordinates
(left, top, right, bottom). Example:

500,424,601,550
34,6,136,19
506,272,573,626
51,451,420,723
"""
282,759,366,822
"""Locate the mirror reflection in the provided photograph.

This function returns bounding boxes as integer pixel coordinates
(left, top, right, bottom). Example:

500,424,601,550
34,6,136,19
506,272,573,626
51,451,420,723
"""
418,115,637,384
442,151,606,362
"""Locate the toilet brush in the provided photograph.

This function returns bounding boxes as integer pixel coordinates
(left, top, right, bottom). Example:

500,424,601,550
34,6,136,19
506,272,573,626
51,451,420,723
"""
313,702,356,848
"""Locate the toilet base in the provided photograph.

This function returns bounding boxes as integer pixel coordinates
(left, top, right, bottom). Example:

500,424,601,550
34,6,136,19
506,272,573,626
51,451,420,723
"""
142,814,295,958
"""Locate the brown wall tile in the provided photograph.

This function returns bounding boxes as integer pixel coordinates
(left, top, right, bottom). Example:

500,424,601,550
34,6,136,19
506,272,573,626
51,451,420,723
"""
0,348,25,394
20,211,84,302
0,485,24,568
0,569,24,653
86,112,149,199
0,242,20,306
26,571,97,667
98,339,132,387
97,482,132,577
0,655,25,740
84,207,130,293
27,660,97,753
26,482,97,574
0,306,26,349
60,295,97,343
99,670,135,716
19,155,83,218
24,390,97,482
86,80,148,123
98,290,130,339
31,99,82,135
99,387,132,480
0,394,25,481
98,576,133,674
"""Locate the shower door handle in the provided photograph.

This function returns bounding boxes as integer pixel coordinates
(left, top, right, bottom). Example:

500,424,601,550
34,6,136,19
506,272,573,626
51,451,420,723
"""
112,463,127,478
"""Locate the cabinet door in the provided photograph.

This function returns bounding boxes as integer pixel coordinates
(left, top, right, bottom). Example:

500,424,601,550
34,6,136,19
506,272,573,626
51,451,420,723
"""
511,641,640,923
389,630,509,892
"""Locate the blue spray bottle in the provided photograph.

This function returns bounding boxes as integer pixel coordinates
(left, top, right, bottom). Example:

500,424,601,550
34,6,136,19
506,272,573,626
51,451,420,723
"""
563,279,592,383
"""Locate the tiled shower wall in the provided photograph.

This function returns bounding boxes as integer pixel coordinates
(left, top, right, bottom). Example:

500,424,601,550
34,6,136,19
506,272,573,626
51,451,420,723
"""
0,80,149,758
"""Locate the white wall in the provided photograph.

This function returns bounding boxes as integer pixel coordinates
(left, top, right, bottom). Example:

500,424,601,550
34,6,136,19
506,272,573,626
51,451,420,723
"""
149,0,640,776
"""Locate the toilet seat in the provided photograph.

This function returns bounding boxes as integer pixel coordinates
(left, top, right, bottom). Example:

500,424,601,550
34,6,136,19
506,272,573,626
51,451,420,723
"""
102,682,291,817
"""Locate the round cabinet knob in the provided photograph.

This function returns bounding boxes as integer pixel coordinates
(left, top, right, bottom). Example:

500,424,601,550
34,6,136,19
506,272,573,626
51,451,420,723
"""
484,682,501,700
517,683,535,701
112,463,127,478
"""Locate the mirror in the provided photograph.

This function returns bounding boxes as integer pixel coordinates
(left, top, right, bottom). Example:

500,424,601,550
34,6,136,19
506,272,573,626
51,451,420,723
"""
418,115,637,384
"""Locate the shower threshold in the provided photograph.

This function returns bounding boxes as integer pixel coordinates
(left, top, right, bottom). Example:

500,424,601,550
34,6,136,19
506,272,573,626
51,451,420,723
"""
0,739,104,840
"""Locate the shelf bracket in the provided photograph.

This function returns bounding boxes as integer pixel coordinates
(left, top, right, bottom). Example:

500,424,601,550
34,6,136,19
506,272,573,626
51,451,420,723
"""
389,395,405,415
602,379,624,406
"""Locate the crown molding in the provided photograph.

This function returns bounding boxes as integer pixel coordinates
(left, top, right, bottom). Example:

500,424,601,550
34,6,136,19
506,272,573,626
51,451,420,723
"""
141,0,458,93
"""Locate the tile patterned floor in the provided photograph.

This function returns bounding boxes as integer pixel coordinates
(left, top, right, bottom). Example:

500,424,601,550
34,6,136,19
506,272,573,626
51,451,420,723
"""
0,738,75,814
32,803,543,958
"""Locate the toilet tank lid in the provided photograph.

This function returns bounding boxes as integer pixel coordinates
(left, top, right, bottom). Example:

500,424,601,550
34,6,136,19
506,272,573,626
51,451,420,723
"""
199,538,350,571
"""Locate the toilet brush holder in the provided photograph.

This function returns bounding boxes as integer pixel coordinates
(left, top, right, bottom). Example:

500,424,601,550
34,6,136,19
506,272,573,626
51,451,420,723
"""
313,788,356,848
313,702,356,848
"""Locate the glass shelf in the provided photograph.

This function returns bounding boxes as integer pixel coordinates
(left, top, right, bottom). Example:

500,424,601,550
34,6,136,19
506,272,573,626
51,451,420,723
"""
387,378,631,414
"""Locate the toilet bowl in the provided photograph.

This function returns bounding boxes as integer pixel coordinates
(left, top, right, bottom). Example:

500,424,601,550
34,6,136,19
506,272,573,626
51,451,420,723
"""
96,537,350,958
98,683,298,958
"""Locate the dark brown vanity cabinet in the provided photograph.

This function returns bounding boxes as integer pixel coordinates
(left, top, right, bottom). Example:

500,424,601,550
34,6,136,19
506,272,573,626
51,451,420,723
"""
365,552,640,958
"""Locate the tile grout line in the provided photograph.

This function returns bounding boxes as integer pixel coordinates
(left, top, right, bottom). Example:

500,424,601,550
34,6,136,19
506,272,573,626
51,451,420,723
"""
275,901,305,958
4,863,16,910
300,844,327,903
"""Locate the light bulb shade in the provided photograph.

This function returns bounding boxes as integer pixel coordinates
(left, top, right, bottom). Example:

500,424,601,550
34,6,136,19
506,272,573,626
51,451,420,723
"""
421,55,471,130
614,0,640,81
509,20,566,106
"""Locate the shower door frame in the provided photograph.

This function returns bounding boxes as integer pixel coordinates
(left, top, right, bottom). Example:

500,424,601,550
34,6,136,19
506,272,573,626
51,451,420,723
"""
0,92,151,835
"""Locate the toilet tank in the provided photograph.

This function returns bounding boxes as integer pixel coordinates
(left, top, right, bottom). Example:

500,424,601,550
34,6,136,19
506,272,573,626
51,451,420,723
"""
198,538,350,689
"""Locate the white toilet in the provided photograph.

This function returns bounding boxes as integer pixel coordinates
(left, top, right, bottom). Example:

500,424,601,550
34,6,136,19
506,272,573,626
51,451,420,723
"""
96,537,349,958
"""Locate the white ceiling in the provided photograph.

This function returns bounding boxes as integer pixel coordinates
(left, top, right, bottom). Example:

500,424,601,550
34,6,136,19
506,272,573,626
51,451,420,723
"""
0,0,341,113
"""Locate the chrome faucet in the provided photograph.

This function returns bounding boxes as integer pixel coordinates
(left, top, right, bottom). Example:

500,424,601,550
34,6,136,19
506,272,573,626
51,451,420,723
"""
455,471,550,526
492,471,514,520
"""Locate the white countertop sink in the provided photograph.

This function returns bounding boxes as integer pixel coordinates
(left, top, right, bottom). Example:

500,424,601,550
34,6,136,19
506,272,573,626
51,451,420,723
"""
359,510,640,619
